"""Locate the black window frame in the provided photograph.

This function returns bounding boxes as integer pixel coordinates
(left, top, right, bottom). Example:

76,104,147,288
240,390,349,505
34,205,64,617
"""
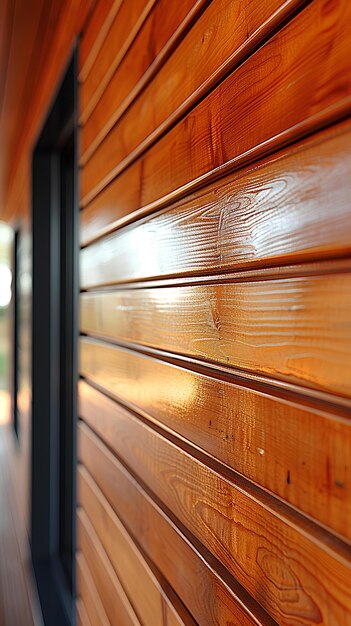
31,49,78,626
11,227,20,439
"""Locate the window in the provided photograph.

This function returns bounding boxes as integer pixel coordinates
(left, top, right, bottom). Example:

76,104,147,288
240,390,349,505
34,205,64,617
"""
31,51,78,626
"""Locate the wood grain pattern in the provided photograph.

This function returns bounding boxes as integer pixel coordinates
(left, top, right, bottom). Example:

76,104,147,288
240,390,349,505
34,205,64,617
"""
80,0,157,123
2,0,351,622
76,551,110,626
80,0,205,162
79,346,351,541
78,423,274,626
80,272,351,397
80,0,289,163
80,118,351,264
78,406,351,626
78,465,197,626
77,508,141,626
79,0,300,198
80,0,351,207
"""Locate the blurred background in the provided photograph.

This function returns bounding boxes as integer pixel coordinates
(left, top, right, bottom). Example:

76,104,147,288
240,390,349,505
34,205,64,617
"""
0,222,12,424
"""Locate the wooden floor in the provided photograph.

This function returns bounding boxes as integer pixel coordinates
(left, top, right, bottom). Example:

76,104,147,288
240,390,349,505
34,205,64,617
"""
0,391,41,626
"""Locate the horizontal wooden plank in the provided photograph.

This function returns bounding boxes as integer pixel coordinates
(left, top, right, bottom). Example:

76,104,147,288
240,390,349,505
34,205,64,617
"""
80,0,289,163
79,347,351,541
76,598,92,626
81,0,205,161
80,0,157,123
80,0,351,207
78,85,351,244
78,423,274,626
78,465,196,626
80,118,351,266
80,273,351,397
77,508,141,626
79,0,119,81
78,420,351,626
80,0,299,200
76,552,110,626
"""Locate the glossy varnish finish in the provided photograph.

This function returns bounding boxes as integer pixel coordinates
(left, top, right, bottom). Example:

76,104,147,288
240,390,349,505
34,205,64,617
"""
80,119,351,263
80,0,157,123
78,423,275,626
78,348,351,542
80,0,351,208
75,0,351,623
79,0,291,163
80,271,351,397
78,465,196,626
77,387,351,626
80,0,206,161
6,0,351,624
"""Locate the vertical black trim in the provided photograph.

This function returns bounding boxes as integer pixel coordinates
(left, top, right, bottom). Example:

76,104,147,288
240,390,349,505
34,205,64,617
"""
31,49,78,626
12,229,20,438
32,151,57,560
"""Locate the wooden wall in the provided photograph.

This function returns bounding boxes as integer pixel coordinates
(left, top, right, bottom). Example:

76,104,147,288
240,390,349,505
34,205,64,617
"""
77,0,351,625
1,0,351,624
0,0,96,531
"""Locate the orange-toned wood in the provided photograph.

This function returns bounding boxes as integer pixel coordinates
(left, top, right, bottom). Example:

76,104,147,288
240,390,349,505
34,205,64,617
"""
78,465,197,626
0,1,12,93
76,598,92,626
80,118,351,264
80,271,351,397
79,346,351,541
80,0,351,207
76,551,110,626
78,410,351,626
79,0,120,82
79,0,301,182
80,0,157,123
80,0,204,161
0,0,63,212
78,424,273,626
77,508,141,626
2,0,94,222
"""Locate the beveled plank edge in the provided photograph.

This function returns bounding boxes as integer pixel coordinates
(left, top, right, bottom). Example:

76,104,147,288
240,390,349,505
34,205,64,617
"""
80,255,351,291
78,507,141,626
76,597,92,626
80,100,351,246
79,333,351,418
78,422,277,626
78,379,351,562
78,464,199,626
80,0,211,165
79,0,308,187
78,260,351,403
79,0,124,82
76,551,110,626
80,0,159,125
79,116,351,247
